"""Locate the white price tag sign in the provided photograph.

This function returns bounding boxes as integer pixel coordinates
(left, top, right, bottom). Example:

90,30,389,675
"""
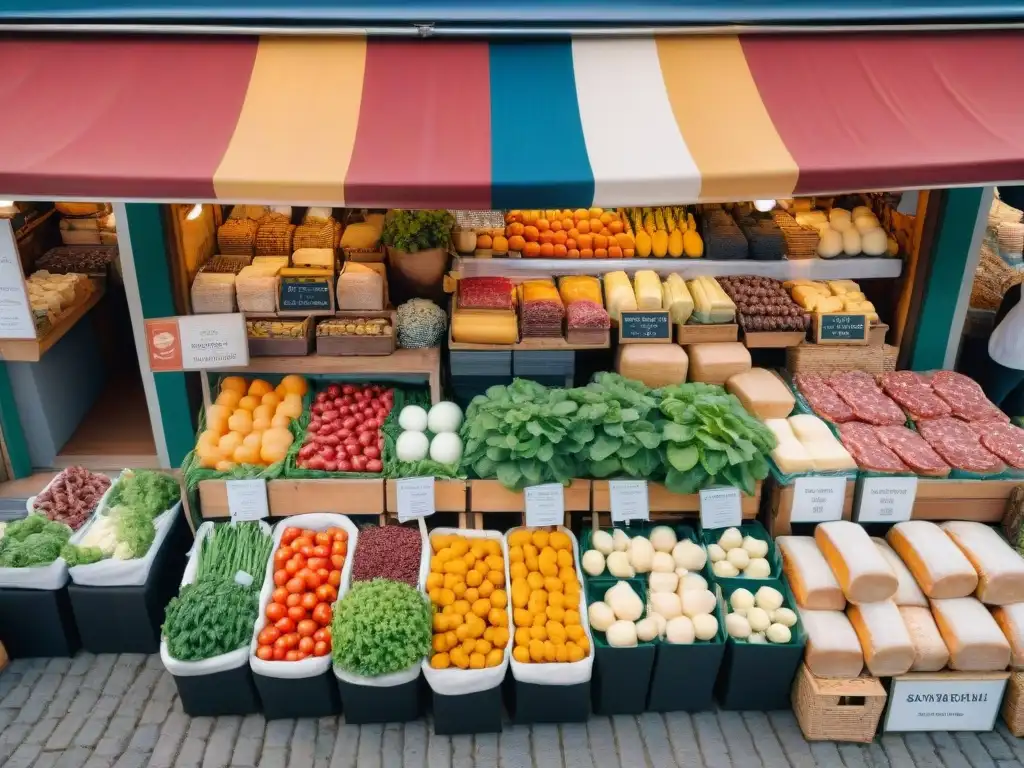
524,484,565,528
226,479,269,522
396,477,436,523
699,486,742,530
791,476,847,523
855,476,918,524
609,480,650,523
884,676,1008,732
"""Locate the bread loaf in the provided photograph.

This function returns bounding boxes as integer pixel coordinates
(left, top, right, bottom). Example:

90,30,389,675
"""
887,522,978,599
847,600,915,676
798,608,864,678
941,521,1024,605
872,537,928,608
815,521,898,604
777,536,846,611
931,597,1011,672
898,606,949,672
992,603,1024,669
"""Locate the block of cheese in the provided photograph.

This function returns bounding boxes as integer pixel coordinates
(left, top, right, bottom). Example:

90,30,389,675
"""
887,521,978,599
616,345,688,389
726,368,796,420
816,521,898,604
931,597,1011,672
847,600,915,677
798,608,864,678
604,271,638,322
940,521,1024,605
992,603,1024,669
765,419,815,474
686,343,751,385
633,270,663,311
788,415,857,472
451,309,518,345
898,606,949,672
871,538,928,608
778,536,846,610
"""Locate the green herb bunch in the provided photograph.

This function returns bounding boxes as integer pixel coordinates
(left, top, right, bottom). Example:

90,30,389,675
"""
107,470,179,518
110,505,156,559
196,522,273,583
0,516,72,567
331,579,432,677
61,544,104,567
163,578,259,661
381,210,454,253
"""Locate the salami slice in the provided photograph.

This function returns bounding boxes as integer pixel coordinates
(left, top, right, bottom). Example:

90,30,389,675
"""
838,422,909,473
827,371,906,426
873,425,950,477
879,371,951,420
794,373,855,423
929,370,1008,423
916,417,1006,474
971,421,1024,469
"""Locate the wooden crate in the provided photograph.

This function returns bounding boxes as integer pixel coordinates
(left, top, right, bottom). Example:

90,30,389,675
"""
676,323,738,344
912,479,1019,522
793,665,887,743
467,479,590,514
197,478,385,519
589,481,761,525
769,479,856,537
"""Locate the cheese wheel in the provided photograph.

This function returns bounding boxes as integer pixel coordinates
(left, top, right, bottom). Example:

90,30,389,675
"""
931,597,1011,672
940,522,1024,605
887,522,978,599
815,521,898,604
898,606,949,672
798,608,864,678
992,603,1024,669
846,601,915,677
871,537,928,608
777,536,846,611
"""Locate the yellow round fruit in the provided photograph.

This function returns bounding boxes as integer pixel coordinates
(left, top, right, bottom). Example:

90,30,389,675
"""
248,379,273,397
220,376,247,395
217,432,244,456
279,374,308,396
215,390,241,409
237,395,261,412
227,409,253,436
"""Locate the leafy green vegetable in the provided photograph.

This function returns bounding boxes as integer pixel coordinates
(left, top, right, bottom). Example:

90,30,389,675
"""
163,578,259,661
106,470,179,519
331,579,432,677
109,505,156,560
0,516,72,567
61,545,105,567
381,209,453,254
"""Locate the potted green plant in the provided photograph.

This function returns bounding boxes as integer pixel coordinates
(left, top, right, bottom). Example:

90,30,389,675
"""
382,210,454,302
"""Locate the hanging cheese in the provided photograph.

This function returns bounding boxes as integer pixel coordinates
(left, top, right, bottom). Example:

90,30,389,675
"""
798,608,864,678
846,600,915,677
726,368,795,420
940,521,1024,605
898,606,949,672
686,343,751,385
616,345,688,389
815,521,898,604
777,536,846,611
765,419,815,475
451,309,518,345
788,415,857,472
992,603,1024,669
871,538,928,608
604,271,638,323
886,521,978,599
931,597,1011,672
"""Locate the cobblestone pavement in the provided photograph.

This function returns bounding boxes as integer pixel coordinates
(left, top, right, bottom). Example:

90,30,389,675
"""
2,654,1024,768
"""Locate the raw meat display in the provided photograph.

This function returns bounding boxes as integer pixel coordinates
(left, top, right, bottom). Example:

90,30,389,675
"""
794,373,855,423
879,371,951,420
929,370,1008,423
837,422,909,473
827,371,905,426
873,425,951,477
520,281,565,338
917,417,1006,474
972,421,1024,469
457,277,514,311
32,466,111,530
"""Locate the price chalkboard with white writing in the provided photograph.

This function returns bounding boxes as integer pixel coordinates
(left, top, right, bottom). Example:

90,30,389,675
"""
278,277,334,316
619,310,672,344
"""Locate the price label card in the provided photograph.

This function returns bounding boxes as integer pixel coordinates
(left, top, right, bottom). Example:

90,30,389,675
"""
524,484,565,528
226,479,269,522
396,477,436,523
699,486,742,530
855,476,918,523
791,476,847,523
609,480,650,523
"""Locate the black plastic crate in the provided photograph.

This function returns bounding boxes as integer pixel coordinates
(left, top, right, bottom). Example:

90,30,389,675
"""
0,584,80,658
432,685,504,734
336,676,423,724
507,678,590,724
255,671,342,720
173,664,261,717
647,641,725,712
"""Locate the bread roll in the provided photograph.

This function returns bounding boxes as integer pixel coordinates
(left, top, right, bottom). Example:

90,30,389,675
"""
887,521,978,599
872,537,927,608
846,600,915,677
941,521,1024,605
798,608,864,678
992,603,1024,669
778,536,846,611
931,598,1010,672
815,521,898,604
898,606,949,672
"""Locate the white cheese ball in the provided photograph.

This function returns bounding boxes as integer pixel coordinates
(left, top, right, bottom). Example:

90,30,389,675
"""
741,536,769,559
630,536,655,574
612,529,631,552
581,550,605,577
672,540,707,571
718,528,743,551
606,620,638,648
726,613,751,639
729,588,755,612
666,616,696,645
726,547,750,571
649,611,667,638
830,207,852,225
713,560,740,578
755,586,784,613
588,602,615,632
692,613,719,641
680,572,708,592
591,530,614,556
748,632,767,644
649,526,677,553
606,551,635,579
861,226,888,256
635,618,660,643
707,543,726,563
767,623,792,644
651,552,675,574
746,607,771,632
744,558,772,579
842,228,862,256
772,607,798,628
680,588,716,619
650,592,682,621
648,571,679,594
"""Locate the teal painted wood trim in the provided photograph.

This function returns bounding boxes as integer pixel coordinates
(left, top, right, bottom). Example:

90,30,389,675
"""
124,203,194,466
907,187,985,371
0,362,31,478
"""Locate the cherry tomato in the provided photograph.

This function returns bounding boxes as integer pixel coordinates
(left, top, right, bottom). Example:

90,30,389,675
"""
293,536,313,552
314,641,330,657
331,554,345,570
298,637,315,655
330,541,345,556
291,552,307,568
287,605,306,622
274,617,296,634
333,529,348,542
328,571,341,588
313,628,329,643
285,650,301,662
286,577,305,594
312,603,333,626
315,532,331,546
316,584,337,603
272,587,289,605
303,570,321,590
297,619,318,638
286,593,302,608
312,544,330,558
300,545,315,558
273,570,288,587
300,592,318,611
283,633,300,649
266,603,286,622
326,527,343,539
273,646,287,661
285,559,301,576
273,548,289,566
258,627,280,645
307,557,327,572
282,527,301,544
316,568,330,583
256,645,274,661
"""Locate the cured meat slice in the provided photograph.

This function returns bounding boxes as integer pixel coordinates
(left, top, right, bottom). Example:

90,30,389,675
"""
917,418,1006,474
972,421,1024,469
566,300,610,330
838,422,909,473
873,425,950,477
828,371,906,426
930,371,1008,423
458,277,514,310
879,371,951,420
794,373,855,423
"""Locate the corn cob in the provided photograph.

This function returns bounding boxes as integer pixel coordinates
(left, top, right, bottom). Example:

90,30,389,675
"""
663,207,677,233
654,208,666,233
642,208,656,236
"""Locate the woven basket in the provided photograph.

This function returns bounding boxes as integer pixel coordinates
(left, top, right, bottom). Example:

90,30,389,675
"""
788,342,893,375
883,344,898,372
772,210,820,259
294,219,337,251
1003,672,1024,736
217,219,258,256
792,665,887,743
255,222,296,257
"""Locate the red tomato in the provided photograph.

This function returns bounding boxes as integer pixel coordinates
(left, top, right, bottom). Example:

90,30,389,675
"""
258,627,280,645
303,570,322,590
316,584,337,603
283,633,300,649
314,641,330,657
313,628,330,643
273,570,288,587
293,536,313,551
284,560,301,576
286,593,302,608
307,557,327,572
331,554,345,569
271,587,289,605
298,636,315,655
273,548,289,566
316,567,330,583
366,459,383,473
297,619,318,637
363,446,381,460
312,545,330,558
286,577,305,594
291,553,307,569
315,532,331,546
272,645,287,661
299,592,317,610
285,651,301,662
256,645,274,661
282,527,301,544
287,605,306,622
330,540,345,555
274,617,295,634
312,603,333,626
266,603,286,622
328,571,341,588
351,455,368,472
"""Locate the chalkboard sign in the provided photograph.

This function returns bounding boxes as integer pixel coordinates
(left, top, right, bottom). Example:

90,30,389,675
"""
619,310,672,344
278,277,334,316
814,313,868,345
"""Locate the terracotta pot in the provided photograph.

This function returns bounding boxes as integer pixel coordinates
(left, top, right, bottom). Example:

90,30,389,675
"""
386,246,449,303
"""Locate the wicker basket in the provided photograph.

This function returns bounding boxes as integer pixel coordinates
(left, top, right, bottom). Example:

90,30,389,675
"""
1002,672,1024,736
254,222,296,257
293,219,337,251
788,342,895,375
792,665,887,743
217,219,258,256
771,210,820,259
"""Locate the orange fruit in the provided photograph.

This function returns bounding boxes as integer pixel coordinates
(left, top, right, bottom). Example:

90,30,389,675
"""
609,220,624,235
220,377,248,395
536,218,550,232
279,374,307,396
615,233,634,249
599,228,611,238
539,243,555,257
550,220,563,232
523,226,539,242
589,207,604,218
567,228,580,241
553,244,567,258
553,231,567,245
505,210,521,224
580,248,594,259
595,248,608,258
477,234,493,249
573,208,589,222
624,248,635,257
567,248,580,259
593,234,609,250
576,219,591,235
523,241,541,258
565,238,577,251
589,218,603,233
248,379,273,397
539,230,554,245
492,236,509,253
577,234,593,251
608,246,623,258
508,235,526,252
507,222,525,236
599,212,614,225
561,218,573,231
522,210,537,225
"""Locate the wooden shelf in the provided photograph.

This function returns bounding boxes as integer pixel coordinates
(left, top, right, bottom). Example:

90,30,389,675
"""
0,285,105,363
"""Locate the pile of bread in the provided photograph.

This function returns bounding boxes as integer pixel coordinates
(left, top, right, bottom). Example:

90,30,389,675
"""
780,520,1024,678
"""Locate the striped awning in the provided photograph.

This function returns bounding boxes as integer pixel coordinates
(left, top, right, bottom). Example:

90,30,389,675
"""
1,32,1024,207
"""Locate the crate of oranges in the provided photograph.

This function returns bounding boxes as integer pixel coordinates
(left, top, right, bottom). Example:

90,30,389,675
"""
507,527,592,667
426,531,510,674
504,209,636,259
